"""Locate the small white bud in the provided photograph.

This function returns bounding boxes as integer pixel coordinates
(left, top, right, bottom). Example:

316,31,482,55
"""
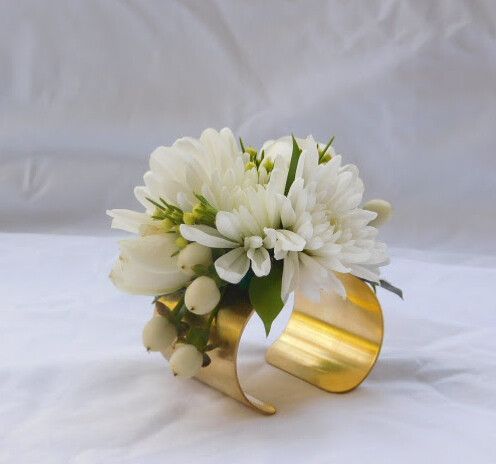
142,316,177,352
169,344,203,378
177,243,213,277
363,199,392,227
184,276,221,315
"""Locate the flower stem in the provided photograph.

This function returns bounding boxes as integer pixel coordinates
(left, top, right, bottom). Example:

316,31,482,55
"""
171,296,185,323
206,287,226,329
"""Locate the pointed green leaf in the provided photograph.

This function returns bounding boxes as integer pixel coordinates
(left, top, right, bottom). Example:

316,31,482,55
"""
284,135,302,195
238,269,254,291
249,263,284,336
239,137,246,154
379,279,404,299
320,136,335,157
360,277,404,299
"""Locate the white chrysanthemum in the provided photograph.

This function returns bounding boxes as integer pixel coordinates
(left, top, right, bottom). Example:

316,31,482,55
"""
108,128,258,295
262,134,336,161
262,136,389,301
180,186,285,283
109,128,258,233
257,135,336,192
108,128,390,303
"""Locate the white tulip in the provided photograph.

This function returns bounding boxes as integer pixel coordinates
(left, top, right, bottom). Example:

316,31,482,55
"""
363,199,392,227
184,276,221,315
169,344,203,378
107,209,153,234
177,243,213,277
142,316,177,352
109,234,189,295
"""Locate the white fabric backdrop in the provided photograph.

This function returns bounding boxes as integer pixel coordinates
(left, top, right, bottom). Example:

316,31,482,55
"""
1,0,495,253
1,1,495,463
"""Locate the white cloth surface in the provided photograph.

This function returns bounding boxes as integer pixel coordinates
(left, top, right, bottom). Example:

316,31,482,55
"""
1,0,496,253
1,0,496,462
1,233,495,463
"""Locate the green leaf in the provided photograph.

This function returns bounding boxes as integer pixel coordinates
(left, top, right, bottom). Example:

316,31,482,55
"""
171,301,187,323
320,136,335,157
192,264,210,276
239,137,246,154
238,269,254,290
186,326,210,350
379,279,403,299
249,262,285,336
284,135,302,195
360,277,404,299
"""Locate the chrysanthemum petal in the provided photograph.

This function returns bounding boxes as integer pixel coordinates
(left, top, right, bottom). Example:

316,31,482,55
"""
281,251,299,301
180,224,237,249
280,197,296,229
247,247,271,277
214,248,251,283
216,212,243,243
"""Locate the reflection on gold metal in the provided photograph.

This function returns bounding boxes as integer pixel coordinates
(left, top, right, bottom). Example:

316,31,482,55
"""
158,274,383,414
266,274,384,393
159,288,276,415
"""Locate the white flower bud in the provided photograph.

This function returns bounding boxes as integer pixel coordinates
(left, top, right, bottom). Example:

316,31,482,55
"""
142,316,177,352
184,276,221,315
177,243,213,277
363,199,392,228
169,344,203,378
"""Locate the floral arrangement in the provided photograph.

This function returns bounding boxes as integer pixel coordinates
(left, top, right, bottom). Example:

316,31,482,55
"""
108,128,400,378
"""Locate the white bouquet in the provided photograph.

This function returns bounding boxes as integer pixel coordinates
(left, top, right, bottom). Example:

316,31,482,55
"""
108,128,399,378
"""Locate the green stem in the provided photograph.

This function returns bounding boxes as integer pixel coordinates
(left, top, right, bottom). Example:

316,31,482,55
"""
171,296,185,323
206,287,226,329
207,306,219,328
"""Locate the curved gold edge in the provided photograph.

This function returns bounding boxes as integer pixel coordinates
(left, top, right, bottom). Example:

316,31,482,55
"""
157,288,276,415
154,274,383,414
266,274,384,393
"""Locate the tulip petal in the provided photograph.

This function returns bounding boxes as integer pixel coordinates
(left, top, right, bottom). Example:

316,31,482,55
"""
118,234,180,273
110,256,188,296
107,209,151,234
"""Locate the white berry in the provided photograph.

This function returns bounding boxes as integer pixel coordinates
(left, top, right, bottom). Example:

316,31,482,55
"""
177,243,212,277
142,316,177,352
185,276,221,315
169,344,203,378
363,199,392,227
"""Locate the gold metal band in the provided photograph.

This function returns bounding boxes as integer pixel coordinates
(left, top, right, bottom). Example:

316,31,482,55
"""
159,274,383,415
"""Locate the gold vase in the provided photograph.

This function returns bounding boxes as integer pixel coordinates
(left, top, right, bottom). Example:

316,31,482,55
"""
158,273,383,415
